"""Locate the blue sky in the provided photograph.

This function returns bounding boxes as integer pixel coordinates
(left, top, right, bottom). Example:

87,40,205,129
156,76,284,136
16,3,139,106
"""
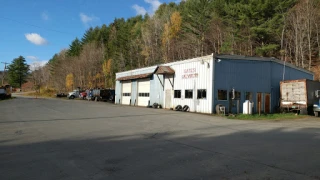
0,0,179,70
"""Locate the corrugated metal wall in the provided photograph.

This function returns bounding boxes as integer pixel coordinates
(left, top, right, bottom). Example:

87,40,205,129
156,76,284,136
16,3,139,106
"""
150,74,164,106
115,80,121,104
115,66,157,105
166,56,214,113
214,60,272,113
213,59,313,114
115,55,313,114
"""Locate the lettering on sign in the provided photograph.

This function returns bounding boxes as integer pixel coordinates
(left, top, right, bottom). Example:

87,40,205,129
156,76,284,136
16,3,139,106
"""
182,68,198,79
184,68,196,73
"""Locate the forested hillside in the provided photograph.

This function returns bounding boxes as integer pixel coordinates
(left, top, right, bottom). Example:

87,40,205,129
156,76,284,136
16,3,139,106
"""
33,0,320,91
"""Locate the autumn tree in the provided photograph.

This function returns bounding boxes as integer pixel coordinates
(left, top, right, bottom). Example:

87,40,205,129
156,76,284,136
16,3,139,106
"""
66,73,74,91
162,11,182,62
102,59,113,87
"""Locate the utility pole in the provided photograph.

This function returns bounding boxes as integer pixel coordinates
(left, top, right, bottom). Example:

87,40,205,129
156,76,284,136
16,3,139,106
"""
1,62,9,86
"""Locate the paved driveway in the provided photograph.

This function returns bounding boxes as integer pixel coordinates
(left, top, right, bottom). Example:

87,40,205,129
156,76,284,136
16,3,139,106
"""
1,97,320,180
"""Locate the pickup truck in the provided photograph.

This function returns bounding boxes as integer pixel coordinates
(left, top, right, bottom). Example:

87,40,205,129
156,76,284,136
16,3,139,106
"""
67,90,80,99
79,92,87,99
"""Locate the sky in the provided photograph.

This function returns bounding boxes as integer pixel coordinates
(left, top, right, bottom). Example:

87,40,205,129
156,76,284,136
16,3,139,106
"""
0,0,180,71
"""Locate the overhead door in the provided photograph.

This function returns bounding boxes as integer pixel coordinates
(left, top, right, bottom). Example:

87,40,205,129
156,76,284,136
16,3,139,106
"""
122,81,131,105
138,79,150,106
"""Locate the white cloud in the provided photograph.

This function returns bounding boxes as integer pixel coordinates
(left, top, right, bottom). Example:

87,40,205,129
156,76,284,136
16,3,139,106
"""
132,4,147,16
133,0,162,16
145,0,161,14
41,12,49,20
29,60,48,71
27,56,48,71
25,33,48,45
26,56,39,61
79,13,99,26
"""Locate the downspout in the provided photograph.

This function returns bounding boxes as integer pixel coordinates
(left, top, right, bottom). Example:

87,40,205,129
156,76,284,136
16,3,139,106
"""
270,61,273,113
212,53,216,114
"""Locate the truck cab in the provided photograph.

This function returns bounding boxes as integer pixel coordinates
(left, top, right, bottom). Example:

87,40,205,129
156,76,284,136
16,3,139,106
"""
67,90,80,99
313,90,320,116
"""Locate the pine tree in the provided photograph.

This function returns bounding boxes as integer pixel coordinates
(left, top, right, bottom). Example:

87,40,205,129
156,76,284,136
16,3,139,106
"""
67,38,82,57
7,56,30,88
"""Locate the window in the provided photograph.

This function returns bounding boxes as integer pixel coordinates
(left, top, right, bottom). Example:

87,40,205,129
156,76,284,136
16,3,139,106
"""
174,90,181,98
185,90,193,99
197,89,207,99
229,91,241,100
122,93,131,96
138,93,150,97
218,90,227,100
245,92,253,101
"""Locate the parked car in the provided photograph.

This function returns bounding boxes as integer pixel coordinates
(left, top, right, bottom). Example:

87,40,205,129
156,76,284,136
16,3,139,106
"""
56,92,67,98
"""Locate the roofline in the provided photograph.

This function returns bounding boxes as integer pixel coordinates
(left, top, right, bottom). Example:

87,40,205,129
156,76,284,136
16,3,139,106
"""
116,54,313,77
215,54,313,75
116,55,213,76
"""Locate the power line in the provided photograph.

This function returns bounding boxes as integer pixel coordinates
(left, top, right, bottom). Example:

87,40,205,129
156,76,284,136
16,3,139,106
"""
0,16,73,35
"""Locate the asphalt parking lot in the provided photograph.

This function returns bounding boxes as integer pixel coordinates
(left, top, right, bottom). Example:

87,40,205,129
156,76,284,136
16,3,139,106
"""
1,96,320,180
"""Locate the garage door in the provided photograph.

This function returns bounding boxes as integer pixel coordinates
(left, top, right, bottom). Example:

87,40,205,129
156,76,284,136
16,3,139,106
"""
122,81,131,105
138,79,150,106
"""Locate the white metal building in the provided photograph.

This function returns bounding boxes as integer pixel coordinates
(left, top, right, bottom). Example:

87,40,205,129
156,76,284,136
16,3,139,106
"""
115,55,214,113
115,54,313,114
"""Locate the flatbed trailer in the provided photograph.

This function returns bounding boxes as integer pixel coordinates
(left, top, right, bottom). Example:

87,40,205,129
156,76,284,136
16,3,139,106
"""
280,79,320,115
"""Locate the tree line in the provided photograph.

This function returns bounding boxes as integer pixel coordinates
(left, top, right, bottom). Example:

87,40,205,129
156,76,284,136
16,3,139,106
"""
31,0,320,91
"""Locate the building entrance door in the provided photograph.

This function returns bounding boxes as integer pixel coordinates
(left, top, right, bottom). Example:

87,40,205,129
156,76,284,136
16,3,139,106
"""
256,92,263,113
265,93,270,113
165,89,171,109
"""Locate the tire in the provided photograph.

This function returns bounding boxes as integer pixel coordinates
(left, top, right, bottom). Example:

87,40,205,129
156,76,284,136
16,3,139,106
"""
153,103,158,108
70,95,75,99
175,105,182,111
315,111,319,117
182,105,190,112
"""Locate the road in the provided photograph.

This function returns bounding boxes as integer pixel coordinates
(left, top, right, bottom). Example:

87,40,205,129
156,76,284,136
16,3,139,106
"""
1,96,320,180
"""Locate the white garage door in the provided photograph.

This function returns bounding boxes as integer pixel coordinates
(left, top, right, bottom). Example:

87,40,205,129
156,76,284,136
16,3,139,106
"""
138,79,150,106
122,81,131,105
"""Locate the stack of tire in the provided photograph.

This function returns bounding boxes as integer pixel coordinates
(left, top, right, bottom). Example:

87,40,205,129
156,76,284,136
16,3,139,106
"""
175,105,190,112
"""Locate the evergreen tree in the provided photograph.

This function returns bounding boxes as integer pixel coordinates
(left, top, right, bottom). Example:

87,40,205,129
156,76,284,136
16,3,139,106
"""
67,38,82,57
7,56,30,88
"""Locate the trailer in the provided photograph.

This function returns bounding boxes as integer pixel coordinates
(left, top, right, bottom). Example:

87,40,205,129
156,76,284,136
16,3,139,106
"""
91,89,115,102
280,79,320,115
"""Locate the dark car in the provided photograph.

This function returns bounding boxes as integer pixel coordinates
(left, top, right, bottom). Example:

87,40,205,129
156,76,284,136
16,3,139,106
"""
56,92,67,97
100,89,115,102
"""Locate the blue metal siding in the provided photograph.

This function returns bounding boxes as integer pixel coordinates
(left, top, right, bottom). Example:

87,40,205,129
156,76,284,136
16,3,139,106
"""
214,60,272,113
150,74,164,106
213,59,313,114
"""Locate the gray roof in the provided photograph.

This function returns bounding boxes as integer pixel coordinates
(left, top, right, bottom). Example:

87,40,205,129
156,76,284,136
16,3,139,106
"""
215,54,313,75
